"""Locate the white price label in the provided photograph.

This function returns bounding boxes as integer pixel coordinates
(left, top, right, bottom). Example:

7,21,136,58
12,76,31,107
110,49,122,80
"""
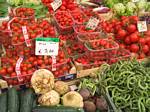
137,21,147,32
86,17,100,30
51,0,62,11
35,38,59,56
132,0,139,2
15,56,24,82
52,56,56,71
22,26,31,47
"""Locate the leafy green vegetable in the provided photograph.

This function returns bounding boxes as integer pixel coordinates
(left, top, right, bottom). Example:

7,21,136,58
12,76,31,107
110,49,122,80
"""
24,4,48,18
113,3,126,16
104,0,130,8
0,3,9,17
136,0,147,10
7,0,41,6
126,2,137,16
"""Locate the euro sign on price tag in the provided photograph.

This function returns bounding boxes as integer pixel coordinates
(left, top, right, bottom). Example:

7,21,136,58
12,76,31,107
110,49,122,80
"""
86,17,100,30
137,21,147,32
51,0,62,11
35,38,59,56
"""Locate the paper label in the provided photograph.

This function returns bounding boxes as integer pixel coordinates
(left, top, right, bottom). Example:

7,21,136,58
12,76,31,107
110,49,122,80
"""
52,56,56,71
35,38,59,56
22,26,31,47
51,0,62,11
132,0,139,2
70,85,78,91
86,17,100,30
8,7,11,14
15,56,24,82
58,74,77,81
137,21,147,32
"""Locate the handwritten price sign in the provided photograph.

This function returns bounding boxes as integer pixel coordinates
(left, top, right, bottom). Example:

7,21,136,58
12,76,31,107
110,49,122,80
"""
35,38,59,56
137,21,147,32
51,0,62,11
86,17,100,30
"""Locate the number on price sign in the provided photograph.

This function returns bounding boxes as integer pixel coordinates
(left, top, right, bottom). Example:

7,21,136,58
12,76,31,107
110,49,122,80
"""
86,17,100,30
51,0,62,11
137,21,147,32
35,38,59,56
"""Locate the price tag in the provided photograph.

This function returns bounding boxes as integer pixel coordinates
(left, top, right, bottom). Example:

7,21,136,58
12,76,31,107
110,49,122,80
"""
22,26,31,47
15,56,24,82
51,0,62,11
70,85,78,91
132,0,139,2
52,56,56,71
137,21,147,32
8,7,11,14
86,17,100,30
35,38,59,56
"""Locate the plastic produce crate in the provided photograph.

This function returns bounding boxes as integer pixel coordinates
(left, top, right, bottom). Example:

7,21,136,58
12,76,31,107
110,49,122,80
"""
64,41,87,58
108,49,131,64
37,19,57,38
0,56,36,85
77,32,107,43
73,53,107,78
0,30,12,48
69,9,88,25
84,39,119,59
53,11,74,34
11,25,42,45
9,6,35,19
73,53,107,71
35,48,76,78
104,93,122,112
12,39,35,57
42,58,76,78
73,24,104,43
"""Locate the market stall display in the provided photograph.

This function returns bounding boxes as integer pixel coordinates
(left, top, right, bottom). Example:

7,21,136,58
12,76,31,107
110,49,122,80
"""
0,0,150,112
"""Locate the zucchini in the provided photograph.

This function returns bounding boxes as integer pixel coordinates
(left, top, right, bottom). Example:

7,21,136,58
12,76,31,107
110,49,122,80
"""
8,87,19,112
20,89,35,112
32,99,37,109
32,106,84,112
0,92,7,112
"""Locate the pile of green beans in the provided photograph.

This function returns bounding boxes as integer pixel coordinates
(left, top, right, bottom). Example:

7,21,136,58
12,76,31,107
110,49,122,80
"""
100,59,150,112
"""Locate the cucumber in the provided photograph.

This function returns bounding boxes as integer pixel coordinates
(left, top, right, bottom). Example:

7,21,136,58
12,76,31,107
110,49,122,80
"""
8,87,19,112
32,106,84,112
20,89,35,112
0,92,7,112
32,99,37,109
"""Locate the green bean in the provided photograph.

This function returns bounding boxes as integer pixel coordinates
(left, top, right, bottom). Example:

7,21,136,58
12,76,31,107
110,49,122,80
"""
138,98,146,112
99,59,150,112
146,98,150,106
138,79,148,90
105,86,116,93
